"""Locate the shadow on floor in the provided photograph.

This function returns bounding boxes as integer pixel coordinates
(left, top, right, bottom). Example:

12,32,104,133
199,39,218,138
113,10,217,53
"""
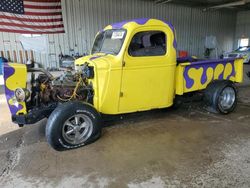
0,100,204,151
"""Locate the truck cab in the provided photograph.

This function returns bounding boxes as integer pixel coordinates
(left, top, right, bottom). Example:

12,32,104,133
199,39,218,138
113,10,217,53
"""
75,18,177,114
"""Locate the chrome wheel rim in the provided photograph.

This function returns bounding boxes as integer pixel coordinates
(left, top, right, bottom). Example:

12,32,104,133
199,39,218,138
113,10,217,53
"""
219,87,236,110
62,114,93,145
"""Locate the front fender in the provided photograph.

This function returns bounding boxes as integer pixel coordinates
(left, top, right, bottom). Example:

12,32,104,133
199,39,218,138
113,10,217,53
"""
3,63,27,115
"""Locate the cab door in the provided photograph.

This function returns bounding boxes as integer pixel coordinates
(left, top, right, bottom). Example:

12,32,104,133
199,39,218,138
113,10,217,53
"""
118,26,176,113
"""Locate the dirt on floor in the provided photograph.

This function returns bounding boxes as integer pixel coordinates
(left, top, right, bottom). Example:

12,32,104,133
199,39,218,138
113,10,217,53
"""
0,66,250,188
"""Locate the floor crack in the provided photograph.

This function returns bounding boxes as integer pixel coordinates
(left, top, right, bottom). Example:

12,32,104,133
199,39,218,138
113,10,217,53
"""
0,136,24,180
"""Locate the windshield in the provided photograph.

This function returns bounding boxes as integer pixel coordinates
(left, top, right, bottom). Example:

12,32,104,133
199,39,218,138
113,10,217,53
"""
236,46,250,52
91,29,126,55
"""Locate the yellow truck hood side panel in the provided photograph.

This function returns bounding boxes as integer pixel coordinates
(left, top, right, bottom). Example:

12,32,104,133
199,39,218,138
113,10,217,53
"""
3,63,27,115
75,54,122,114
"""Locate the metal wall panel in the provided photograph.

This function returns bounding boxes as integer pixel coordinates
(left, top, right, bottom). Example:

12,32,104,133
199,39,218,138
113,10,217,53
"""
235,10,250,48
0,0,236,68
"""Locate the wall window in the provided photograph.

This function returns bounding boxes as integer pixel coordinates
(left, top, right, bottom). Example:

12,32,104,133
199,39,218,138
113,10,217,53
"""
128,31,166,57
21,34,42,37
238,38,249,47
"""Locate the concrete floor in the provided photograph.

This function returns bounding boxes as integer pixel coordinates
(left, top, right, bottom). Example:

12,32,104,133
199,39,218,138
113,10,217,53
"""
0,66,250,187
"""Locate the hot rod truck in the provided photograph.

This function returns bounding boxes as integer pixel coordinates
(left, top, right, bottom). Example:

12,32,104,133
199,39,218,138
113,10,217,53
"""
3,18,243,150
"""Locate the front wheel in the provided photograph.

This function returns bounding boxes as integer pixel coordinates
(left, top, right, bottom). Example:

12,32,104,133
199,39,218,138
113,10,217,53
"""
204,80,237,114
46,101,102,151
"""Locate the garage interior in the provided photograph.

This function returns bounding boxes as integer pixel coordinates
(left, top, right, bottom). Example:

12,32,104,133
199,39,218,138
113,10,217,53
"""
0,0,250,187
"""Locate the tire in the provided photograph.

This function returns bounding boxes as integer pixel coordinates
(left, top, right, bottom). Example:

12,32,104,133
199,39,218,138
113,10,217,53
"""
18,124,24,128
204,80,237,114
247,71,250,79
172,95,184,109
46,101,102,151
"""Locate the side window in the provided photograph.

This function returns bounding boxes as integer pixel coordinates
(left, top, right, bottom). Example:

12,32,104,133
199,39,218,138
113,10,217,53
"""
128,31,166,57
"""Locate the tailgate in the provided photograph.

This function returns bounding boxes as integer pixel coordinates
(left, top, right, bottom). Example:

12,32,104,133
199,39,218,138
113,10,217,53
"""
175,58,243,95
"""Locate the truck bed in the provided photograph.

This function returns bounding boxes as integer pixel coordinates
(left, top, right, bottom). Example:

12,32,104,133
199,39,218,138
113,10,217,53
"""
175,57,243,95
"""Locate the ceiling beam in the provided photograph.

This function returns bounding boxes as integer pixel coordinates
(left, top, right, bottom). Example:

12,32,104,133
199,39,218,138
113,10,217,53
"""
203,0,250,11
154,0,172,5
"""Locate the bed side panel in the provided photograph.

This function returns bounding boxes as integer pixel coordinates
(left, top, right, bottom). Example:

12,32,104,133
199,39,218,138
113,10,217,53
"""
176,58,243,94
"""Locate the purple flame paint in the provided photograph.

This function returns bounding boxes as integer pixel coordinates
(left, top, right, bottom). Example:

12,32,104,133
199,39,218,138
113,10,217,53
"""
111,18,150,29
3,63,23,115
183,58,236,89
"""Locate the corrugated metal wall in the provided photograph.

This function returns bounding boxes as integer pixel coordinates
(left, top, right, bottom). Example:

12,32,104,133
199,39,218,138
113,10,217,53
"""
235,10,250,48
0,0,236,68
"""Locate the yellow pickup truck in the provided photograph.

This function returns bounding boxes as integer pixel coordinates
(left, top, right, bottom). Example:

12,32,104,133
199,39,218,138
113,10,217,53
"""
3,18,243,150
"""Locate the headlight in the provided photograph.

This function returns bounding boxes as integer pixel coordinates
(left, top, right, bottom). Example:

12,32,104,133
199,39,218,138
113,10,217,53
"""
14,88,30,102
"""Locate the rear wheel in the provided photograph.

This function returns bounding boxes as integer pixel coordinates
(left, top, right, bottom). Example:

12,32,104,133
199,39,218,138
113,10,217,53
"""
18,124,24,128
172,95,184,109
46,101,102,151
204,80,237,114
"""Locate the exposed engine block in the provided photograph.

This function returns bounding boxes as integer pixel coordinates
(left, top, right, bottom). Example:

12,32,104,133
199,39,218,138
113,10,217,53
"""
33,69,91,105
